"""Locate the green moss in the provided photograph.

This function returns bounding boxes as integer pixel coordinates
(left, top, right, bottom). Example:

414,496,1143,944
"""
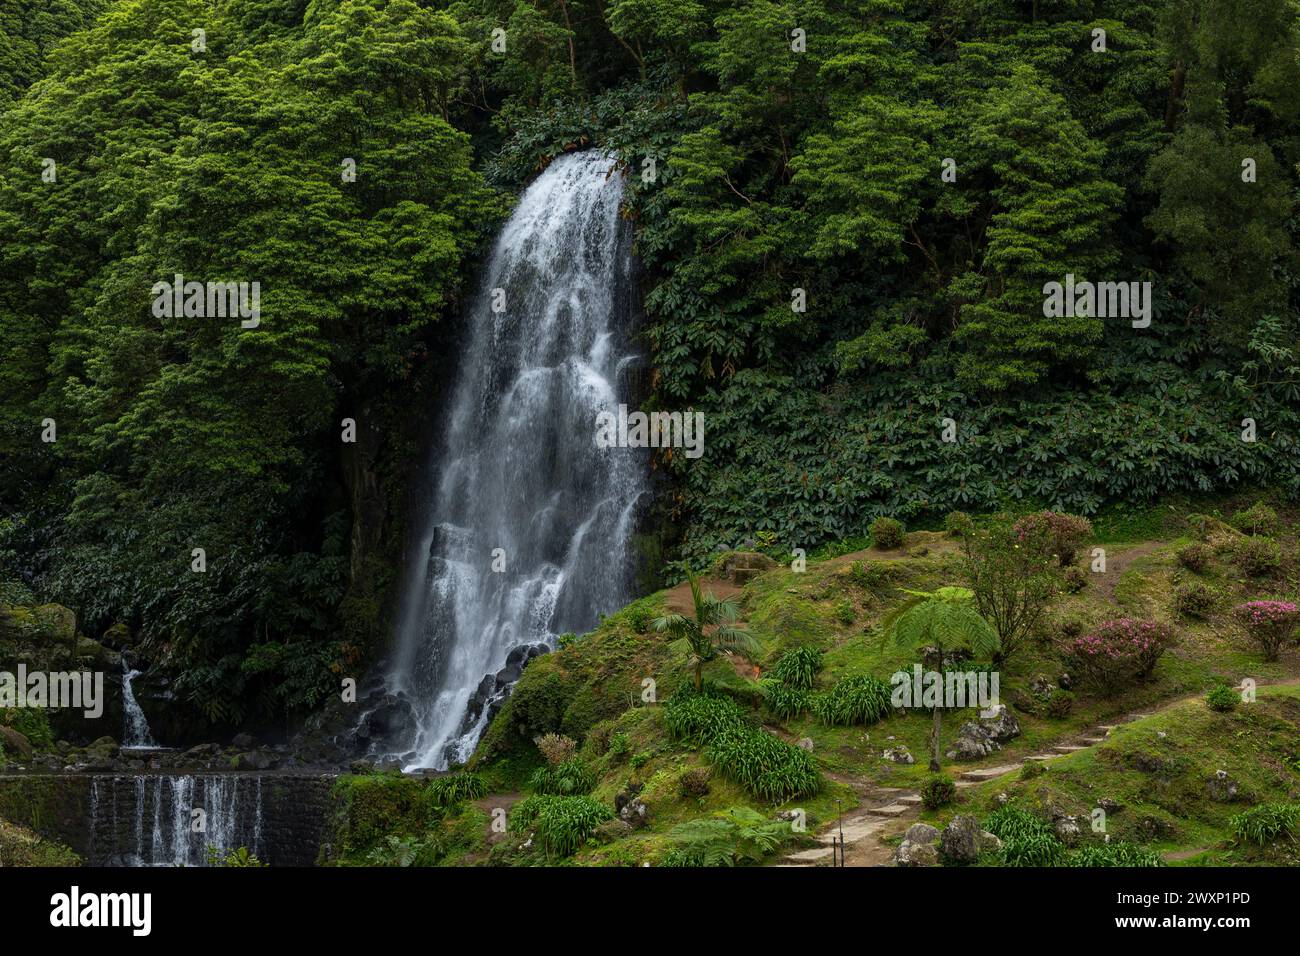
952,686,1300,864
0,818,80,866
324,772,445,862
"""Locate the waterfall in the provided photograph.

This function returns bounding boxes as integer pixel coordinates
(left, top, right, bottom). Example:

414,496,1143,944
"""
88,774,265,866
121,660,157,749
378,151,648,770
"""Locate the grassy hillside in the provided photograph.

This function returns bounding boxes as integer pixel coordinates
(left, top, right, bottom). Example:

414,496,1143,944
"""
330,493,1300,867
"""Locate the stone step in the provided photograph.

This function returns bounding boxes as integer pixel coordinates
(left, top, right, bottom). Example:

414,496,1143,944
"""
959,764,1021,782
1096,725,1118,732
866,803,911,817
818,820,887,845
1053,744,1087,754
1024,754,1055,762
785,846,835,863
1078,737,1105,746
897,794,923,805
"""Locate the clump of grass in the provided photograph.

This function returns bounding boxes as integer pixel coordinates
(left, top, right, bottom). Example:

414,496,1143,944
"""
769,645,822,690
664,691,822,802
528,759,596,795
1230,803,1299,847
510,794,613,857
1070,842,1164,867
985,807,1065,867
811,675,891,727
428,771,486,806
760,680,810,720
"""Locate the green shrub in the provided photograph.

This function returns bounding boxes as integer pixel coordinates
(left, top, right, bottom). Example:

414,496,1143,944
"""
1019,760,1047,780
532,796,614,857
870,517,904,550
664,807,792,866
1173,581,1219,619
1206,685,1238,713
769,645,823,690
961,516,1061,663
1069,841,1164,867
1045,689,1074,719
1061,565,1087,593
920,775,956,810
811,675,892,727
664,690,821,801
985,807,1065,866
985,806,1055,842
678,768,711,798
833,599,855,626
428,772,487,806
1229,803,1299,847
1011,510,1094,565
534,732,577,765
607,732,630,760
1176,543,1214,573
625,604,656,634
207,846,267,867
528,759,595,795
760,680,810,720
849,560,892,591
703,725,822,802
1231,502,1279,536
663,691,748,743
1232,537,1282,577
944,511,974,538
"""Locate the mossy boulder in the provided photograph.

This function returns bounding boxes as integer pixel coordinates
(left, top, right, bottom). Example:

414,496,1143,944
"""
0,725,32,760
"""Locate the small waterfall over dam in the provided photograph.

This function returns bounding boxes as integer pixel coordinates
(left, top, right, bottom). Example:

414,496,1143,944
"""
89,774,264,866
372,151,649,770
0,772,333,866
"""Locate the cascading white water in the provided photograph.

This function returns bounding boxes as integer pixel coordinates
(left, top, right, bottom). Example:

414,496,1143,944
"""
89,774,265,866
121,661,157,749
379,151,648,770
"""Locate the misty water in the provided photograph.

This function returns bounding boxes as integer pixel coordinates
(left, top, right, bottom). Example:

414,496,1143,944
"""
377,151,649,770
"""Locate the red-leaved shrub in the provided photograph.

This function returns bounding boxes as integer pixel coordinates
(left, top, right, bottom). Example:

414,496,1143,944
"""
1232,601,1300,661
1013,510,1093,566
1070,618,1176,695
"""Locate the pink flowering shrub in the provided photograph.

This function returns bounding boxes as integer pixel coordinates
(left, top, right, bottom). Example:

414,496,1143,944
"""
1012,510,1093,566
1232,601,1300,661
1070,618,1177,695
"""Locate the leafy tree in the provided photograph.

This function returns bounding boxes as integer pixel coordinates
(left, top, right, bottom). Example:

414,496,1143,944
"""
653,569,760,691
959,517,1062,665
880,585,998,771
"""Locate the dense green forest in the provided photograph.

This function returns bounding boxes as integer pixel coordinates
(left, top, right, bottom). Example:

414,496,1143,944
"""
1,0,1298,731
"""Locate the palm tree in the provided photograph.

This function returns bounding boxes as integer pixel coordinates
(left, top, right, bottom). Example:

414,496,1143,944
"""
654,570,761,691
881,586,998,772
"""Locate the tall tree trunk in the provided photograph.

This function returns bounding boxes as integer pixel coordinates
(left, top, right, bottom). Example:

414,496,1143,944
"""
930,705,942,772
557,0,577,85
1164,61,1186,132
